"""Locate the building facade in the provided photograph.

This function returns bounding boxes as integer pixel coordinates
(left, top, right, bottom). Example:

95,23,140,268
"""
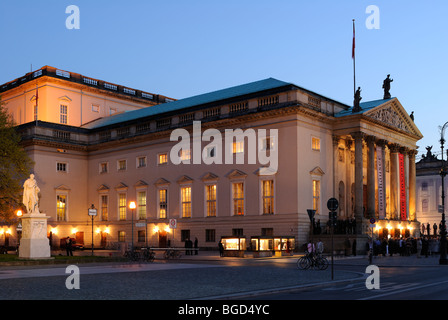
416,146,445,236
1,67,423,252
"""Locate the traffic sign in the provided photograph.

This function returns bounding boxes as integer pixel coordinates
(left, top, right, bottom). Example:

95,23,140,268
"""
88,209,97,216
370,218,376,224
169,218,177,229
327,198,339,211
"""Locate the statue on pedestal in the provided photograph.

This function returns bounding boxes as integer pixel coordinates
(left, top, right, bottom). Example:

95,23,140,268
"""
383,74,393,99
353,87,362,113
23,174,40,214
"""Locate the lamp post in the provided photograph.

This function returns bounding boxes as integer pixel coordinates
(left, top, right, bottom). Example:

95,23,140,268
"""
129,201,136,251
439,121,448,265
88,204,97,256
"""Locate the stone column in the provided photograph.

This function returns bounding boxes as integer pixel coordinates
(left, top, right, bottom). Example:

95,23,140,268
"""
377,140,387,219
352,132,365,232
366,136,376,219
389,144,400,220
345,138,353,219
408,149,417,221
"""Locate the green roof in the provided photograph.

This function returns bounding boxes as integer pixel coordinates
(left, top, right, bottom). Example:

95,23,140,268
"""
82,78,293,129
334,98,394,117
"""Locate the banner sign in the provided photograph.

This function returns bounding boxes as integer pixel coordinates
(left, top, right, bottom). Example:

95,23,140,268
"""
376,146,385,219
399,153,407,221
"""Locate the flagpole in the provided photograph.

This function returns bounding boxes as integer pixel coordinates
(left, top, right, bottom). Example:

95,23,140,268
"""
352,19,356,98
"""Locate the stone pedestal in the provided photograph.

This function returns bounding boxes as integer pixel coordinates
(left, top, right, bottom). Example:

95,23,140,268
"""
19,213,51,259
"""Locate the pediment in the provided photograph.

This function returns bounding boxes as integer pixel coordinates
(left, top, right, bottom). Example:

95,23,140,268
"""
177,175,194,184
227,169,247,179
114,182,128,191
134,180,148,188
364,98,423,138
154,178,170,186
97,184,110,192
201,172,219,181
58,95,72,102
310,167,325,176
54,184,71,191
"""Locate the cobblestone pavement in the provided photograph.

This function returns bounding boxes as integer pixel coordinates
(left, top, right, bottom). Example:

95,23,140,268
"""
0,251,444,300
0,253,360,300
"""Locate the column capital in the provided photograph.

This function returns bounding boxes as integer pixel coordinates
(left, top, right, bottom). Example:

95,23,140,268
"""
388,143,401,153
407,149,418,157
376,139,388,147
350,131,366,141
365,135,376,145
332,135,341,146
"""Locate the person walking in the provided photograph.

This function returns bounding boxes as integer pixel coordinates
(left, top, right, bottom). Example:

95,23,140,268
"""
218,241,224,257
65,236,73,256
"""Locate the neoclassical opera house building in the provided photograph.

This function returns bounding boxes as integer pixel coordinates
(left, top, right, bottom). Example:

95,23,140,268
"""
1,66,422,253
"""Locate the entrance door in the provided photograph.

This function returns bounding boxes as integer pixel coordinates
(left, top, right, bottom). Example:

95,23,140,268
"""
159,231,167,248
75,231,84,245
100,232,107,248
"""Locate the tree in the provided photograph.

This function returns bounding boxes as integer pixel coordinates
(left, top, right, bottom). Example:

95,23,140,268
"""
0,98,33,222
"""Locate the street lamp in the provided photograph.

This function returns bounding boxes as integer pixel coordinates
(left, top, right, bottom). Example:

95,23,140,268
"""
129,201,136,251
439,121,448,265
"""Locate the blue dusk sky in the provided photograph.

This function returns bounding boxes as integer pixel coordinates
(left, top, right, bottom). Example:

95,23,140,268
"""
0,0,447,159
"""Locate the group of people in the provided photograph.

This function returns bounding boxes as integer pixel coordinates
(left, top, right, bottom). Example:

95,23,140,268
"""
421,222,444,236
370,236,440,258
184,237,198,255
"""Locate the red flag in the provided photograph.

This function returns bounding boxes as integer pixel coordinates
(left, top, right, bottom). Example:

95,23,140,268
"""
352,20,355,59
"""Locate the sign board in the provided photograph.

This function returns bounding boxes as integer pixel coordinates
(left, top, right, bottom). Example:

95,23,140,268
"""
88,209,97,216
17,222,22,232
135,222,146,227
169,219,177,229
307,209,316,223
327,198,339,212
439,205,444,214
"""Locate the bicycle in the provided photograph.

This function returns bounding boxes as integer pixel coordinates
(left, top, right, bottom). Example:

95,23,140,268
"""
297,251,329,270
163,248,182,260
124,250,139,262
141,248,156,262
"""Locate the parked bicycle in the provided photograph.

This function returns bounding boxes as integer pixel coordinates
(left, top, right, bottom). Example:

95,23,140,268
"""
297,251,329,270
164,248,182,260
124,248,156,262
141,248,156,262
124,250,139,262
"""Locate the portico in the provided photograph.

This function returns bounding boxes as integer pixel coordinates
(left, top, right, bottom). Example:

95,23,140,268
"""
333,97,422,238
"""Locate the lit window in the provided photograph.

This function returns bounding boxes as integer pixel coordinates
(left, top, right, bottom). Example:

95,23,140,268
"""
233,141,244,154
232,183,244,216
159,189,168,219
180,149,191,161
118,231,126,242
312,180,320,214
262,180,274,214
119,193,127,220
57,195,67,221
158,153,168,165
101,195,108,221
206,184,217,217
181,186,192,218
137,191,147,220
312,137,320,151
